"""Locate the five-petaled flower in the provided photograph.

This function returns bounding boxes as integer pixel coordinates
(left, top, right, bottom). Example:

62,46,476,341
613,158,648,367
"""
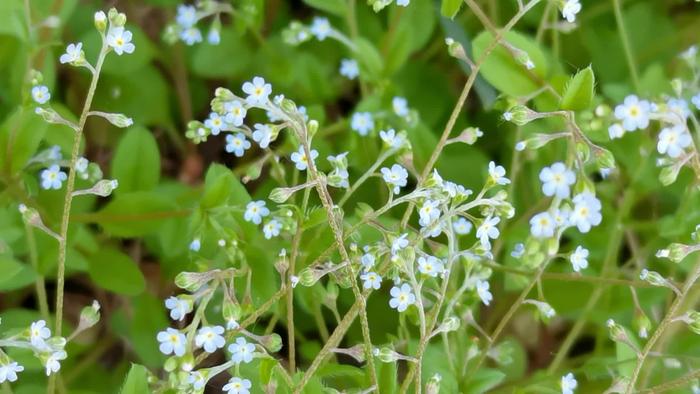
530,211,556,238
263,219,281,239
0,362,24,383
569,192,602,233
488,161,510,185
418,256,444,278
32,85,51,104
360,271,382,290
225,133,252,157
561,372,577,394
657,124,692,158
389,283,416,312
244,200,270,224
59,42,83,64
614,95,651,131
540,162,576,199
351,112,374,136
107,27,135,55
290,145,319,171
242,76,272,105
165,296,192,321
195,325,226,353
228,337,255,364
561,0,582,23
570,246,589,272
453,217,473,235
381,164,408,194
157,327,187,356
476,280,493,306
340,58,359,79
477,216,501,249
223,377,252,394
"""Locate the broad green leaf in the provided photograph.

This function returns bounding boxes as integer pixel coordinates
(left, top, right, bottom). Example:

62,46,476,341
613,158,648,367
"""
119,364,151,394
302,0,347,16
201,164,235,209
560,66,595,110
88,248,146,296
385,0,436,75
354,37,383,80
96,192,176,237
205,163,251,206
472,30,549,97
0,256,36,291
441,0,462,18
0,0,27,40
465,368,506,394
0,108,48,175
190,28,252,78
111,126,160,193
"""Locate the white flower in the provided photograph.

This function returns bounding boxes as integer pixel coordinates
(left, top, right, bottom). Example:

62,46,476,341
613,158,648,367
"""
570,192,602,233
263,219,281,239
418,200,441,227
351,112,374,136
453,217,472,235
488,161,510,185
40,164,67,190
242,76,272,105
608,123,625,139
476,216,500,249
225,133,251,157
188,371,207,390
176,4,197,28
657,124,691,158
157,327,187,356
417,256,444,278
45,351,66,376
310,17,331,40
228,337,255,364
614,95,651,131
189,238,201,251
340,58,359,79
195,325,226,353
389,283,415,312
692,94,700,110
381,164,408,194
252,123,273,148
0,362,23,383
476,280,493,306
552,207,571,229
180,27,203,45
397,0,410,6
244,200,270,224
570,246,589,272
207,28,221,45
290,145,319,171
539,162,575,198
511,243,525,258
530,212,555,238
391,233,409,255
204,112,225,135
666,98,690,120
223,377,252,394
392,96,409,117
379,129,405,149
165,296,192,321
561,0,581,23
106,27,135,55
358,253,374,271
32,85,50,104
561,372,577,394
224,100,247,127
30,320,51,348
59,42,83,64
360,271,382,290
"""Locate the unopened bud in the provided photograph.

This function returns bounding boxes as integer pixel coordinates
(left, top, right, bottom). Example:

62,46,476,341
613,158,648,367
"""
260,333,282,352
94,11,107,32
269,187,295,204
593,146,615,169
425,374,442,394
77,300,101,331
454,127,483,145
93,112,133,128
503,105,539,126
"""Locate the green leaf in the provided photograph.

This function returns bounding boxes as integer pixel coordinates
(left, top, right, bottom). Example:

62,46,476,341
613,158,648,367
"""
88,248,146,296
385,0,436,75
302,0,347,16
119,364,151,394
111,126,160,193
354,37,384,80
465,368,506,394
441,0,462,18
201,165,235,209
204,164,251,206
376,358,397,394
560,66,595,111
0,108,48,175
190,28,252,79
0,256,36,291
472,30,549,97
96,192,176,237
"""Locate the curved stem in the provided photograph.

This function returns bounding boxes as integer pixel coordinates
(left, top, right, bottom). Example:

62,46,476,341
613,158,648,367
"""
612,0,640,92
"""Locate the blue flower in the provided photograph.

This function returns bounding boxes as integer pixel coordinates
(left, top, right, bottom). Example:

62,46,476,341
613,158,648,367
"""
225,133,251,157
40,165,67,190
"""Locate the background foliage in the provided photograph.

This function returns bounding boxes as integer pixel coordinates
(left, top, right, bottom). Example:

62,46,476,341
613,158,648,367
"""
1,0,700,393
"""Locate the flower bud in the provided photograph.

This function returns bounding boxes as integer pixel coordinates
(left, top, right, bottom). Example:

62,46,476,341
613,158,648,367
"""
634,311,651,339
281,98,297,114
671,78,683,97
34,107,75,130
454,127,483,145
374,346,398,363
175,271,215,292
606,319,629,344
78,300,101,331
223,301,242,325
108,8,126,27
575,140,590,162
445,37,468,63
639,269,668,288
94,11,107,32
425,374,442,394
503,105,539,126
260,333,282,352
436,317,460,334
298,267,321,287
593,146,615,169
659,164,681,186
307,120,319,138
667,243,692,263
105,113,133,128
683,311,700,335
269,187,295,204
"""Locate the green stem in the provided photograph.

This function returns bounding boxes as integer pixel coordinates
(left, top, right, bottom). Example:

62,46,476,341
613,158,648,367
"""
625,258,700,393
287,183,310,373
612,0,640,92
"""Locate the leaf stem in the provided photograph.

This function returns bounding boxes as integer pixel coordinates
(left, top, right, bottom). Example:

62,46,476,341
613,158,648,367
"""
612,0,640,92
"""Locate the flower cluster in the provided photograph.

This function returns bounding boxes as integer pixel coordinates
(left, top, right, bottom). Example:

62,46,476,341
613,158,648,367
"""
165,2,232,46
